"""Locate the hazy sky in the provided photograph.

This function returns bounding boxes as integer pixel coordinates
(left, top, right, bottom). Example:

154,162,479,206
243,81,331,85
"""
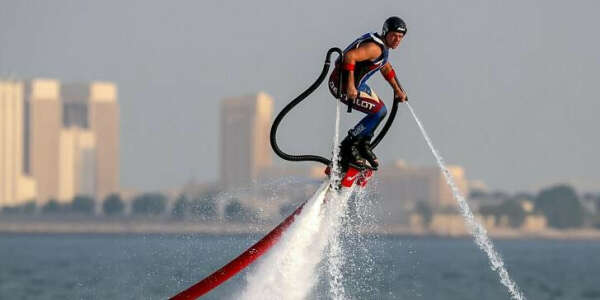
1,0,598,193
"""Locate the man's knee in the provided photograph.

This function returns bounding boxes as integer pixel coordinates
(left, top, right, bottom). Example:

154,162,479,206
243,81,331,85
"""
375,103,387,119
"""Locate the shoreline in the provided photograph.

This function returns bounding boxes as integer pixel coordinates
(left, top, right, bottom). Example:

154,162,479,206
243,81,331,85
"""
1,219,600,240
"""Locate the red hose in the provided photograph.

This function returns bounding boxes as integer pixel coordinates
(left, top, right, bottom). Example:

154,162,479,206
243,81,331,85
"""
170,167,371,299
170,202,307,299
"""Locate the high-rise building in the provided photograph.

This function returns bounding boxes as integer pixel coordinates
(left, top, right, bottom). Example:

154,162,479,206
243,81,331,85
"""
24,79,62,205
1,78,119,207
0,80,37,206
58,127,96,202
220,92,273,188
61,82,119,201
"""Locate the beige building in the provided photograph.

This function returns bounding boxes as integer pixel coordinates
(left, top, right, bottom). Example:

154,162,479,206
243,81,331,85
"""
62,82,119,201
376,160,469,224
0,78,119,207
0,80,37,206
520,215,547,232
24,79,62,205
429,213,473,236
220,92,273,188
58,128,96,202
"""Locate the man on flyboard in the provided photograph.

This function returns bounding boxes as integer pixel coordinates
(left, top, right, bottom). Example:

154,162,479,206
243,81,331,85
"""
329,16,408,171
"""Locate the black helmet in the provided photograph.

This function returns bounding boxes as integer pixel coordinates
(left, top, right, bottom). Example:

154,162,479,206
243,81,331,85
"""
382,16,407,37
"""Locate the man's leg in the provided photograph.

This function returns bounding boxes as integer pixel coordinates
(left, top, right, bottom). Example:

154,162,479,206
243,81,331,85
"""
349,104,387,168
349,104,387,138
342,87,387,169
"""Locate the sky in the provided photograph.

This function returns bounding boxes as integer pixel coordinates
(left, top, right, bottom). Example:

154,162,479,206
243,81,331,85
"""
1,0,598,193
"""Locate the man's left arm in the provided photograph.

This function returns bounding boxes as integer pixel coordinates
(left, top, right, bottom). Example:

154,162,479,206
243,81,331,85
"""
380,62,407,102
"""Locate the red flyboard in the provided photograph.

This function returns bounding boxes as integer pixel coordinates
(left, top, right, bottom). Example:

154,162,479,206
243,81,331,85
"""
325,166,373,188
170,166,372,299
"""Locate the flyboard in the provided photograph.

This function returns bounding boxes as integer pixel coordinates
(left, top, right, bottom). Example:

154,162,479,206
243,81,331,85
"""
169,47,400,300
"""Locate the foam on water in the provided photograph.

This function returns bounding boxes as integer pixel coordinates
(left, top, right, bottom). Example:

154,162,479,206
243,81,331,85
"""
406,103,526,300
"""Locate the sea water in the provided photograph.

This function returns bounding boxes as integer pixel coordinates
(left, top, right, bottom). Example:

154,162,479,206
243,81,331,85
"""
1,234,599,299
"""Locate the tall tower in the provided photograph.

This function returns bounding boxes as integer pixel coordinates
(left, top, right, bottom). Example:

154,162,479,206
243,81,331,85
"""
0,80,37,206
62,82,119,202
0,78,119,207
24,79,62,204
220,92,273,189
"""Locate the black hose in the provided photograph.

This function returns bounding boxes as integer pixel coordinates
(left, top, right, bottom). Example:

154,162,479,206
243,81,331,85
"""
370,99,399,149
372,74,406,149
270,47,400,166
269,48,343,166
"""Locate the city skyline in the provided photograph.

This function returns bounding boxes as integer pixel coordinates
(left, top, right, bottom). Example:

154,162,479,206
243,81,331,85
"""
2,77,595,199
1,1,599,193
2,87,596,235
0,78,119,206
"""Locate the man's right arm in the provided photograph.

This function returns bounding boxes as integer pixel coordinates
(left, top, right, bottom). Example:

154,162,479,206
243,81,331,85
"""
343,43,382,99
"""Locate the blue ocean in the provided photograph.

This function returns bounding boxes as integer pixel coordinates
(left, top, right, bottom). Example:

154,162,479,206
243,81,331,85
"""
0,234,599,299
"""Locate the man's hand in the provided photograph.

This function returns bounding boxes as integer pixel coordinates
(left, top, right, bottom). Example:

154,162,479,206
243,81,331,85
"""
394,89,407,102
347,85,358,100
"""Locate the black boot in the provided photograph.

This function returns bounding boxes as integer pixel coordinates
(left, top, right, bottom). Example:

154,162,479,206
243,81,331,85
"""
339,132,368,170
359,136,379,170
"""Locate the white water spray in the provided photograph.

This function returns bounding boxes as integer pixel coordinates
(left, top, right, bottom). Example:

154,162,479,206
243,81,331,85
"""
325,101,347,300
241,101,355,300
241,182,333,300
241,181,355,300
324,191,350,300
406,103,526,300
330,100,342,186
